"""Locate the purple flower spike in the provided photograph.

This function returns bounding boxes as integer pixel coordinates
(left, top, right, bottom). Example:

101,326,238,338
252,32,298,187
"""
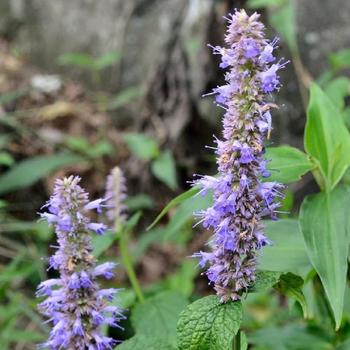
194,9,285,302
37,176,124,349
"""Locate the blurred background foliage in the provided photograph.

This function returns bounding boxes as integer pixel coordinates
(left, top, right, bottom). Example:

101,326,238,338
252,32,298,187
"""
1,0,350,349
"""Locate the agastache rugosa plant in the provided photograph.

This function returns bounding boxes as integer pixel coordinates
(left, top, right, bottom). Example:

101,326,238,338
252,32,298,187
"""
37,176,124,350
194,9,287,302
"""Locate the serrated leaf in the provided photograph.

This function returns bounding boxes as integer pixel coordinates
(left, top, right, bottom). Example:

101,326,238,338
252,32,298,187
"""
259,219,310,275
147,187,199,230
131,291,188,345
305,84,350,190
177,296,242,350
299,187,350,329
151,151,178,190
249,270,281,293
0,153,84,195
265,146,313,183
276,273,308,317
117,334,175,350
124,133,159,161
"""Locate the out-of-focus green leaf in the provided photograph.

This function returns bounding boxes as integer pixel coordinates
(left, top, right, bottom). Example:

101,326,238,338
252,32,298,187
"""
0,153,84,195
0,152,14,166
265,146,313,183
270,1,298,53
118,335,175,350
259,219,310,275
57,52,95,68
336,339,350,350
300,187,350,329
0,88,29,105
177,296,242,350
329,49,350,71
147,187,199,230
249,324,332,350
108,86,144,110
247,0,286,8
124,133,159,161
324,77,350,110
125,194,154,211
132,291,188,346
93,51,121,70
151,151,178,190
275,273,308,317
305,84,350,190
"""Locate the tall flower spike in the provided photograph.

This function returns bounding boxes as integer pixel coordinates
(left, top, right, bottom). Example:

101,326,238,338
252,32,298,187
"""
37,176,124,350
105,166,127,226
194,9,286,302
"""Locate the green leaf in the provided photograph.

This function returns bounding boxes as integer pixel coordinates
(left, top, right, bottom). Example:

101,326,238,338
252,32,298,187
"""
324,77,350,110
336,339,350,350
270,2,298,53
259,219,310,275
275,273,308,317
57,52,95,68
108,86,144,110
329,49,350,71
125,194,154,211
118,335,175,350
147,186,199,230
249,270,281,293
0,153,84,195
131,291,188,345
299,187,350,329
247,0,286,8
0,152,14,166
265,146,313,183
0,88,28,105
177,296,242,350
124,133,159,161
93,51,121,70
151,151,178,190
305,83,350,190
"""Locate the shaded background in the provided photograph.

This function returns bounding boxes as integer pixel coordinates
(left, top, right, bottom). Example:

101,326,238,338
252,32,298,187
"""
1,0,350,349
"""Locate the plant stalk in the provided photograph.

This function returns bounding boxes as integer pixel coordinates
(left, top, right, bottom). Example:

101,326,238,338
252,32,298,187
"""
232,330,241,350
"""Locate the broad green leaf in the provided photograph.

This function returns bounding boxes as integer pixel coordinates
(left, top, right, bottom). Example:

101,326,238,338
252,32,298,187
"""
0,153,84,195
275,273,308,317
131,291,188,345
329,49,350,71
151,151,178,190
147,187,199,230
0,152,14,166
304,84,350,190
265,146,313,183
324,77,350,110
57,52,95,68
336,339,350,350
249,270,281,293
124,133,159,161
108,86,144,110
299,187,350,329
247,0,286,8
118,335,175,350
177,296,242,350
270,1,298,53
249,324,332,350
259,219,310,274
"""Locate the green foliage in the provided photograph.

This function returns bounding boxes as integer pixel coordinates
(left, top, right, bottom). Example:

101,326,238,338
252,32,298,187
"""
247,0,286,8
118,335,176,350
57,51,121,71
65,136,113,158
108,86,144,110
125,194,154,211
177,296,242,350
130,291,188,346
249,270,281,293
305,84,350,190
324,77,350,110
259,219,310,274
0,152,14,166
265,146,313,183
0,153,84,195
151,151,178,190
329,49,350,71
124,133,159,161
300,187,350,329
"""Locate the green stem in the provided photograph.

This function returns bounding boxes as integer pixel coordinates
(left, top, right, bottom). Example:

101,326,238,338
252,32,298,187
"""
232,330,241,350
118,224,145,304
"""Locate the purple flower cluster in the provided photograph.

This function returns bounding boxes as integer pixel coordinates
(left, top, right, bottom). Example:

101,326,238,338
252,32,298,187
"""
37,176,124,350
194,10,285,302
105,167,127,226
